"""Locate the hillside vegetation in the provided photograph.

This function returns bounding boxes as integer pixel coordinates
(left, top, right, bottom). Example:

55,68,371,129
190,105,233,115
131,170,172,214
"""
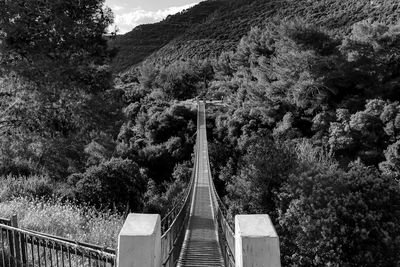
112,0,400,73
109,0,226,72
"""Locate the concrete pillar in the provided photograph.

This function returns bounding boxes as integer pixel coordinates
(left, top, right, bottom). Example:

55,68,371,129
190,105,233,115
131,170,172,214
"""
117,214,161,267
235,215,281,267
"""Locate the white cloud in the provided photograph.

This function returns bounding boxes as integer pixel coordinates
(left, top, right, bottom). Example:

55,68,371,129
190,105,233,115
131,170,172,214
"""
111,5,124,11
113,3,198,34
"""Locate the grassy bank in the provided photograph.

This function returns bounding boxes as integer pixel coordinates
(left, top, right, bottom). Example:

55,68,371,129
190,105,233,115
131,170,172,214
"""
0,197,124,248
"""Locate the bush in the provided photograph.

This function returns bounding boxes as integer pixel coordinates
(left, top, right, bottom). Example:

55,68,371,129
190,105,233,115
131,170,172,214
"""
143,162,191,216
68,158,147,212
277,163,400,266
225,136,297,219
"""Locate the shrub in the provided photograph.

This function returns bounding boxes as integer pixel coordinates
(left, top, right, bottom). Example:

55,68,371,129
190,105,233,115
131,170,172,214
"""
68,158,147,212
143,162,191,216
294,139,337,172
225,136,297,219
277,163,400,266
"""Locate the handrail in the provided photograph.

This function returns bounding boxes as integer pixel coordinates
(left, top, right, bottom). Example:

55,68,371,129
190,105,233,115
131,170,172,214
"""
22,228,116,254
0,217,11,226
0,224,116,267
0,217,115,254
160,143,196,234
160,102,200,234
160,101,199,267
202,100,236,267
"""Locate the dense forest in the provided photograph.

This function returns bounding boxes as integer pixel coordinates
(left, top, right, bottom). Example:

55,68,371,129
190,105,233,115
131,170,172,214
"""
111,0,400,74
1,0,400,265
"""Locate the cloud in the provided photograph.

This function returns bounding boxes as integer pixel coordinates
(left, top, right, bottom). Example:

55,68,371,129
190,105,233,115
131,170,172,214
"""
111,5,124,11
113,3,198,34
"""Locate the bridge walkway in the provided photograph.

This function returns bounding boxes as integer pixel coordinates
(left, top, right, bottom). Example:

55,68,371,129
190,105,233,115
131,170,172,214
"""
177,101,224,267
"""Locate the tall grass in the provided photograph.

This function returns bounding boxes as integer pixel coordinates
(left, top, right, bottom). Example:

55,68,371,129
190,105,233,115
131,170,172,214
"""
0,197,124,248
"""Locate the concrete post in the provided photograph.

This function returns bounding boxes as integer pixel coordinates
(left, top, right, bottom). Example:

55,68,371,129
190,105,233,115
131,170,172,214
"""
117,213,161,267
235,215,281,267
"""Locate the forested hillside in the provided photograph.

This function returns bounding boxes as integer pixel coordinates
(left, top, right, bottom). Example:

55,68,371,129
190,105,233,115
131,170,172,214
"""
112,0,400,73
109,0,226,72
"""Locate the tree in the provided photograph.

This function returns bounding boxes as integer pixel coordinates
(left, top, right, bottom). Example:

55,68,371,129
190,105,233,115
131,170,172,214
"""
380,140,400,179
339,20,400,100
68,158,147,212
225,134,297,218
328,100,400,167
0,0,113,77
0,0,122,178
278,163,400,267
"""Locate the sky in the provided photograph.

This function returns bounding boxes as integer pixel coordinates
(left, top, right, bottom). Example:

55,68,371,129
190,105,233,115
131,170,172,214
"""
105,0,200,34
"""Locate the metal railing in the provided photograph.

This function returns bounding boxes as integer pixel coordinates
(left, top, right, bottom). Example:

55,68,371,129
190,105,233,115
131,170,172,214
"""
160,176,195,267
0,223,116,267
160,102,199,267
209,176,235,267
0,217,11,226
203,101,236,267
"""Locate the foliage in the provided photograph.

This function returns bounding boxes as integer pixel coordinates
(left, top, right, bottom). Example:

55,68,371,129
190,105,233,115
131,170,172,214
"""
277,163,400,266
67,158,147,212
380,140,400,178
0,175,54,202
0,0,122,179
328,99,400,166
109,0,225,72
117,95,197,184
113,0,400,74
224,135,297,218
0,0,113,74
143,162,191,216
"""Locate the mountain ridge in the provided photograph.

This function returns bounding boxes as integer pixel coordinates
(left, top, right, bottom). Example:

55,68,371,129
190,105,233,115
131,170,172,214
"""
110,0,400,74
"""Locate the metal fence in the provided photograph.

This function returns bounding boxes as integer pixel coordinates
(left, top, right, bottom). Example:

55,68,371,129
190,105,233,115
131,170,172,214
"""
0,217,11,226
0,223,116,267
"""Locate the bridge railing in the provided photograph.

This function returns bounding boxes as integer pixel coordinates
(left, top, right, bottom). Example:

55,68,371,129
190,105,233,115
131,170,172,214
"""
202,103,235,267
160,154,196,266
209,176,235,267
0,217,11,226
0,223,116,267
159,102,199,267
